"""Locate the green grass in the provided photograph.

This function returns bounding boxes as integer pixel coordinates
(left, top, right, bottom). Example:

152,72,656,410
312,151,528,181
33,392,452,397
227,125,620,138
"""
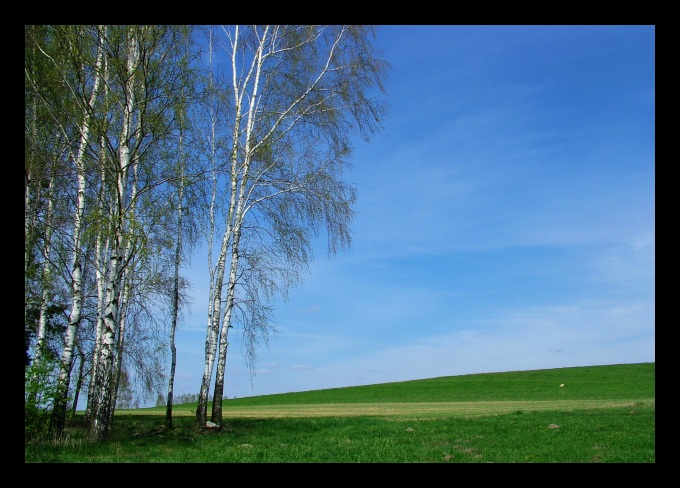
25,362,655,463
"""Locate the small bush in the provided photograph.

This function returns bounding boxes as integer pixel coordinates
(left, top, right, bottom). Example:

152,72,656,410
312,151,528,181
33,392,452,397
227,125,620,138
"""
24,352,62,441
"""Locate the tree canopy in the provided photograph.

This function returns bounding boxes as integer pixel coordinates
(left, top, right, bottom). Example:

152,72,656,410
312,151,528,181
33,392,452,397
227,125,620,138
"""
24,25,388,440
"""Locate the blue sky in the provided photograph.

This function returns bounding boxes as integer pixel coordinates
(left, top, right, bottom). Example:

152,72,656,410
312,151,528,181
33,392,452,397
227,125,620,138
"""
173,25,655,401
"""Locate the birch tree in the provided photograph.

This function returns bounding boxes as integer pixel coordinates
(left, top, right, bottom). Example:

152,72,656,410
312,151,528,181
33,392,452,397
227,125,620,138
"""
196,25,388,426
163,81,203,428
25,26,77,428
25,24,387,441
25,25,65,374
26,25,199,441
24,25,108,436
85,25,197,441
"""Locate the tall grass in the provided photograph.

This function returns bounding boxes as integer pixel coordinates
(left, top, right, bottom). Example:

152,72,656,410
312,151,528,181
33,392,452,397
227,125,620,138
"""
25,362,654,463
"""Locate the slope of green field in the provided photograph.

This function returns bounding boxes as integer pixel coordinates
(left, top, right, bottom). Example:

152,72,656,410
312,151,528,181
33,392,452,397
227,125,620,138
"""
153,362,654,416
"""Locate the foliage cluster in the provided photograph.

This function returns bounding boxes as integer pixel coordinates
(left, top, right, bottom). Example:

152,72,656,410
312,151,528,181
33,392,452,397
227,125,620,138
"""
24,349,69,441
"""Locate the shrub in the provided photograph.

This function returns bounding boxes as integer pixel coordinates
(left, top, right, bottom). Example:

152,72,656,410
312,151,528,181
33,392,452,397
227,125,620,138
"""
24,351,63,441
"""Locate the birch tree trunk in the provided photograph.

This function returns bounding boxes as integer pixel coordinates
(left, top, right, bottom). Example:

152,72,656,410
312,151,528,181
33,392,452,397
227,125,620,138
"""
51,26,106,436
31,175,54,370
165,127,187,428
86,74,112,426
211,25,266,422
196,26,239,427
24,38,42,360
69,344,88,415
26,172,55,407
108,107,143,426
88,27,139,441
34,179,54,360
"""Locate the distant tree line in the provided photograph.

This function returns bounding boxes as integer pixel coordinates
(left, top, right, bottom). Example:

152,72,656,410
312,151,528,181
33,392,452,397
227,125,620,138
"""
155,393,201,407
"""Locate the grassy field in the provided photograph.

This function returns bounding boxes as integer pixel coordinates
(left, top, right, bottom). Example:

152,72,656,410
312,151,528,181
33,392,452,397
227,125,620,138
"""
25,362,655,463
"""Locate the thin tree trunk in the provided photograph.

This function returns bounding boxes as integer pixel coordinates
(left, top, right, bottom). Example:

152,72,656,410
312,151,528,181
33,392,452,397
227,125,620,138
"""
70,347,87,416
166,155,184,429
197,27,234,427
86,69,111,425
28,173,55,405
210,237,239,423
34,177,54,363
109,112,141,426
197,235,228,426
108,275,129,426
51,27,105,436
25,55,41,360
211,27,266,423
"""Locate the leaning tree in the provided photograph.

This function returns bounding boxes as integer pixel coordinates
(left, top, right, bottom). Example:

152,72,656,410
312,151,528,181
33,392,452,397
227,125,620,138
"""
195,25,389,427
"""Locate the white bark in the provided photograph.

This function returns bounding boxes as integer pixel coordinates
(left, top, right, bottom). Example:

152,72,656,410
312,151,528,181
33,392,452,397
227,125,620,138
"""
109,94,142,425
210,25,268,422
34,177,54,363
198,25,385,424
24,78,39,341
90,27,139,441
52,26,106,434
87,132,111,423
166,145,184,426
197,27,221,425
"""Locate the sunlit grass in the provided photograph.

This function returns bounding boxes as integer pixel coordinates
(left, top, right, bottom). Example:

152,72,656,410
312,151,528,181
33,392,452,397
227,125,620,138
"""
25,363,654,463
